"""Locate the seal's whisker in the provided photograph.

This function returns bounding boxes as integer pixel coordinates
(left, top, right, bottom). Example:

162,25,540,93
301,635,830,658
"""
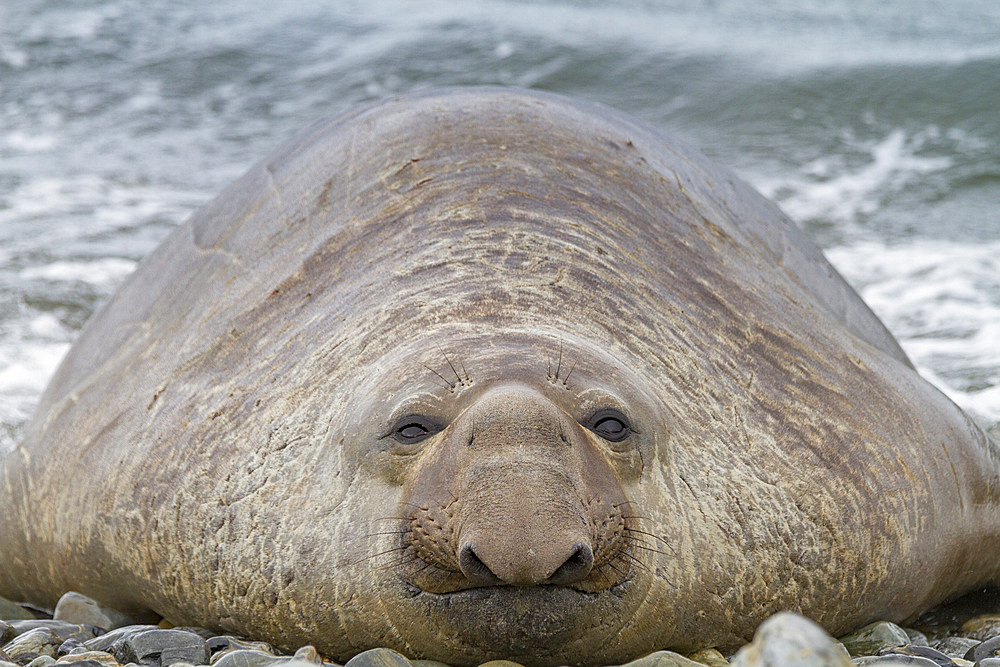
620,552,652,574
436,344,464,385
362,530,410,539
562,356,579,387
556,340,564,379
374,555,421,572
420,362,455,391
629,542,672,557
623,527,671,546
373,516,413,522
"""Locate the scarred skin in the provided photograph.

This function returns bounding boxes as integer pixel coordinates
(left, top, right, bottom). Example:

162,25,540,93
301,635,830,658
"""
1,87,999,666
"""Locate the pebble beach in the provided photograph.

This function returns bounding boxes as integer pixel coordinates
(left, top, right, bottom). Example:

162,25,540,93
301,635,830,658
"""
3,590,1000,667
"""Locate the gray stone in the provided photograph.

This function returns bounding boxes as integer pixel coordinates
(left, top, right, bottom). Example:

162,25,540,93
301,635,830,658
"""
344,649,412,667
876,646,954,666
933,637,980,659
210,650,285,667
840,622,910,657
3,629,62,664
408,661,450,667
0,599,38,622
852,657,940,666
902,630,929,648
620,651,706,667
82,628,159,654
967,636,1000,662
8,623,101,645
2,661,21,667
975,658,1000,667
729,612,853,667
24,657,55,667
113,629,209,667
52,594,146,633
205,639,273,658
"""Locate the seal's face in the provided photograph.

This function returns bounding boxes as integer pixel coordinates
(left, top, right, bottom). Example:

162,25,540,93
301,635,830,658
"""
340,330,664,663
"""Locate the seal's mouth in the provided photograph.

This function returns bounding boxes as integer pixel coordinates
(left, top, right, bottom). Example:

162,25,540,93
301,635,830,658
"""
399,573,634,599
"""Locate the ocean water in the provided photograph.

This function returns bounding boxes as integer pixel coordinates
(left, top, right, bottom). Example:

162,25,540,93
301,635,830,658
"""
1,0,998,451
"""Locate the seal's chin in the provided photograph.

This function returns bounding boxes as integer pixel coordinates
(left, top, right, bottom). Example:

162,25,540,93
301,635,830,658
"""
396,578,636,660
410,583,626,656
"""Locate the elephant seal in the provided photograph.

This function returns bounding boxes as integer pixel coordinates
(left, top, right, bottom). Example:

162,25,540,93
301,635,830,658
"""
1,87,999,666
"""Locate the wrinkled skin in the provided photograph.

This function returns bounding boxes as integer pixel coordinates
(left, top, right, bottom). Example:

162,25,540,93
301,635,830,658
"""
1,88,999,666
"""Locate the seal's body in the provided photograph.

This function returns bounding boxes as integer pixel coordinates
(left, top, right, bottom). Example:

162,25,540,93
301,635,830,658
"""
2,88,998,666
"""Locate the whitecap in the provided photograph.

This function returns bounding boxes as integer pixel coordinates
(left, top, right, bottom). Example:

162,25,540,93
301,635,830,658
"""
826,240,1000,429
20,258,136,287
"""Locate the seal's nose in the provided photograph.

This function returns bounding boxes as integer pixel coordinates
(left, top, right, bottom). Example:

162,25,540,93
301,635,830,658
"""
458,540,594,586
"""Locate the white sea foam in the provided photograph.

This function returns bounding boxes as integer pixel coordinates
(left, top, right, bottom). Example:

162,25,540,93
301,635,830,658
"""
0,314,72,453
20,258,136,287
826,240,1000,429
755,129,953,225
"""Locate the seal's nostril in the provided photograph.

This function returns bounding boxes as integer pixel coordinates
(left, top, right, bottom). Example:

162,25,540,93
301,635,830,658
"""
547,542,594,585
458,543,502,586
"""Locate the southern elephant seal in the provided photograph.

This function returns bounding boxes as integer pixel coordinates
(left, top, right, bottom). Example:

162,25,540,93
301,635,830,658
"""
1,87,999,666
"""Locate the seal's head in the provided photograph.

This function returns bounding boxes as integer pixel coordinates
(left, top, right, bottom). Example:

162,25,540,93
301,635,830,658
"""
336,330,667,665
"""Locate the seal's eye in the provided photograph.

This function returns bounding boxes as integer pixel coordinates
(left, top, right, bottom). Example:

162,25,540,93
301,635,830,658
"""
391,416,440,444
587,409,631,442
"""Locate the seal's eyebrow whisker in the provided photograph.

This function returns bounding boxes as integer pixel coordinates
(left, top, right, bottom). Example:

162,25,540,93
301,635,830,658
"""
562,356,579,387
436,344,465,386
420,362,455,391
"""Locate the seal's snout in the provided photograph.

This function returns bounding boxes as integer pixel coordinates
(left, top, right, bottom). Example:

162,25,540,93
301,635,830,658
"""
402,383,631,594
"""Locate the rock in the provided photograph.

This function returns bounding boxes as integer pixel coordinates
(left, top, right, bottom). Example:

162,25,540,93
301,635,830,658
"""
902,630,929,648
290,648,319,665
52,594,148,633
55,641,88,658
3,628,63,664
877,646,954,666
0,599,39,622
685,648,729,666
932,637,980,659
2,661,21,667
2,621,15,644
82,628,160,654
53,651,121,666
966,635,1000,662
729,612,852,667
852,657,941,666
408,661,450,667
112,629,209,667
7,623,101,646
975,659,1000,667
344,649,412,667
840,622,911,657
475,662,525,667
24,657,56,667
620,651,706,667
960,615,1000,642
205,639,273,657
167,630,213,643
210,650,285,667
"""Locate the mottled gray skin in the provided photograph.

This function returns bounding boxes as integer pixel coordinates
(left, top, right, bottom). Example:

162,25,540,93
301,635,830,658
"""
2,88,1000,666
